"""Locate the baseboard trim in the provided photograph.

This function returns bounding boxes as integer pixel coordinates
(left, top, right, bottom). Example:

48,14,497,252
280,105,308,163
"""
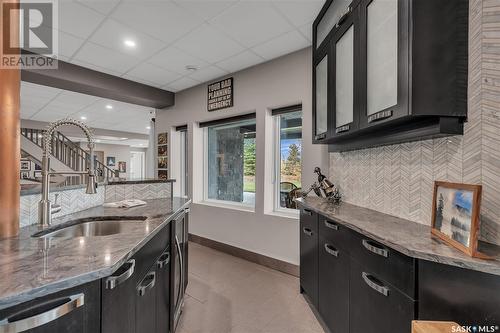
188,234,299,277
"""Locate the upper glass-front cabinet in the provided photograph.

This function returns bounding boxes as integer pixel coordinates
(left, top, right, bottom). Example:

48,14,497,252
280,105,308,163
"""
315,0,352,49
366,0,398,116
314,52,329,140
334,25,355,134
359,0,409,128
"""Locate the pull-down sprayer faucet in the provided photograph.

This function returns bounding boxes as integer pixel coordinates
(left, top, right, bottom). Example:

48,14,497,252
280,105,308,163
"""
38,118,97,227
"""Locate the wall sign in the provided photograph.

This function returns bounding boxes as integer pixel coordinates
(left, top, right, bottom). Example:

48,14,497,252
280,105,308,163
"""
208,77,233,111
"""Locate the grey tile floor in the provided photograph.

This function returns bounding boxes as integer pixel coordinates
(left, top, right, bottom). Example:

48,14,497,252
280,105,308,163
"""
177,242,324,333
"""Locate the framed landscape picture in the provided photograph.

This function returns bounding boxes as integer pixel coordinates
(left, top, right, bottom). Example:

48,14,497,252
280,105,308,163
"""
158,157,168,169
431,181,485,258
158,170,168,180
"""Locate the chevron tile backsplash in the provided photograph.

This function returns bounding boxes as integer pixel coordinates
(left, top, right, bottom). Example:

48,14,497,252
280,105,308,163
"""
329,0,500,245
20,187,106,227
104,183,172,202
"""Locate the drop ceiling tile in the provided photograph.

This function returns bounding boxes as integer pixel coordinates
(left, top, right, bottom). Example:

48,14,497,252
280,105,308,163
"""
209,1,294,47
21,82,61,100
298,23,312,42
173,24,245,64
188,66,228,83
148,47,208,75
58,1,106,39
124,63,182,87
252,30,309,60
111,1,203,44
76,0,120,14
174,0,237,21
73,42,142,74
216,50,264,73
90,19,167,61
272,0,324,28
165,77,200,92
20,105,40,119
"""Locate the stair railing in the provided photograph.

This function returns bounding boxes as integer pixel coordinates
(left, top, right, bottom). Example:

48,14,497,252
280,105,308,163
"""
21,128,115,181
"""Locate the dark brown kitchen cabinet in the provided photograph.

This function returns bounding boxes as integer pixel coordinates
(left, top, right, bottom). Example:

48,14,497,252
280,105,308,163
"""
349,260,415,333
156,249,171,333
312,0,468,151
0,281,100,333
299,208,319,307
318,238,350,333
136,269,158,333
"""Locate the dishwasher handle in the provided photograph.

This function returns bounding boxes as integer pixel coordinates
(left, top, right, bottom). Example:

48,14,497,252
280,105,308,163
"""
0,293,84,333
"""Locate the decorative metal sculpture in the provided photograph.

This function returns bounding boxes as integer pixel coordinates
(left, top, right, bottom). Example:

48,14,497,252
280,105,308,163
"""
302,167,341,203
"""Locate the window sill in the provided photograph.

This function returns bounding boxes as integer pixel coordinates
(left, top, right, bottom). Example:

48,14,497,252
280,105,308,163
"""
195,200,255,213
265,210,299,220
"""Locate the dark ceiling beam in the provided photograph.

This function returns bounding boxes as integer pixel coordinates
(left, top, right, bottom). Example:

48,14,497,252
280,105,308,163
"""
21,56,175,109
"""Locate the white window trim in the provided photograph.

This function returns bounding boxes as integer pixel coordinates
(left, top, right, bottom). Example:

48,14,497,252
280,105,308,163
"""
272,114,300,218
201,126,255,211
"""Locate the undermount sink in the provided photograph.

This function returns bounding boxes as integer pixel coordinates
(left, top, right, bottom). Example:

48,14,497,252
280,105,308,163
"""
32,216,147,239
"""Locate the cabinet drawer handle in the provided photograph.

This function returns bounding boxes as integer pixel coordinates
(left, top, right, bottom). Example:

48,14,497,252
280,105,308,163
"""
315,133,326,141
324,220,338,230
137,271,156,297
362,239,389,258
368,110,393,123
0,293,84,333
324,244,339,257
157,251,170,269
362,272,389,296
302,209,312,216
335,6,352,28
105,259,135,290
303,228,313,236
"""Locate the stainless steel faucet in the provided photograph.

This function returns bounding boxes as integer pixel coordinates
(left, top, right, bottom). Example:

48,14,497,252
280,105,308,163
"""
39,118,97,227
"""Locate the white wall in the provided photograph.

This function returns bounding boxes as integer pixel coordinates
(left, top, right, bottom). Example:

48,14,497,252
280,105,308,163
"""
156,48,328,265
81,142,133,178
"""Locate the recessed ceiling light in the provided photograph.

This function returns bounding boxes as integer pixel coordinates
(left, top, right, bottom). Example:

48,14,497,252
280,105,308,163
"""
185,65,198,72
146,126,151,130
121,138,128,140
124,39,136,48
95,139,101,143
80,116,87,120
105,104,113,110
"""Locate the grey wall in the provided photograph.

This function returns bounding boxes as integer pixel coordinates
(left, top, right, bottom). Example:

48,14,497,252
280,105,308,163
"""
329,0,500,245
156,48,328,265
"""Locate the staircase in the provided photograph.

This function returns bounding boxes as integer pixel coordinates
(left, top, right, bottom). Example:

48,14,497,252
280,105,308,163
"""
21,128,115,181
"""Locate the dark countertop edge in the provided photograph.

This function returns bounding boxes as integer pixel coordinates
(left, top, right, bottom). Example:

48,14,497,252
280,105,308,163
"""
296,198,500,277
0,199,190,310
106,179,176,185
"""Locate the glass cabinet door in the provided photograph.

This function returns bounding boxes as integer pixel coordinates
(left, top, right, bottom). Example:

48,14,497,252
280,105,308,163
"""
315,54,329,139
365,0,399,123
335,25,354,132
316,0,352,49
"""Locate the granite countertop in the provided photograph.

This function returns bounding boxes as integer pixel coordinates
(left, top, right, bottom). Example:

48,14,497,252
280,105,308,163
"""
296,197,500,276
0,197,190,310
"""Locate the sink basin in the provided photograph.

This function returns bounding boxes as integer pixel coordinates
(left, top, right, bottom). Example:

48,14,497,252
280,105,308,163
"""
32,216,147,239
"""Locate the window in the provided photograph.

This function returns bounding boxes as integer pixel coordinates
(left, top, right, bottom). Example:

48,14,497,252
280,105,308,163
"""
273,107,302,212
203,117,256,207
177,126,188,197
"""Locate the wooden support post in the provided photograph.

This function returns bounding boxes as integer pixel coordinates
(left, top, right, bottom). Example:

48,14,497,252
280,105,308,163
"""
0,0,20,238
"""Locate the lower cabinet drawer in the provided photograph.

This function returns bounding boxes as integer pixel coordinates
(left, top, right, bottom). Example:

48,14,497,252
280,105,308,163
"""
349,230,416,297
318,216,351,252
318,237,349,333
349,260,415,333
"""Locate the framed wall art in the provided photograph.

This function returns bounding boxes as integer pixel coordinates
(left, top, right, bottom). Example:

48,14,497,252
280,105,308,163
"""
431,181,488,258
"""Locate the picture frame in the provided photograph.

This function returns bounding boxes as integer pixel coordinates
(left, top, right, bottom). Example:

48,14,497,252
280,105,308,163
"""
158,156,168,169
118,161,127,173
158,145,167,156
20,160,30,171
158,132,168,145
431,181,487,258
106,156,116,167
158,170,168,180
